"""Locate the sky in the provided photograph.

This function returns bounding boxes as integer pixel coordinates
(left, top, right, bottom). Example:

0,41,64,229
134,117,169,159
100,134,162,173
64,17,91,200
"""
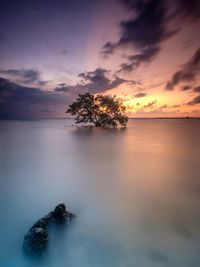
0,0,200,119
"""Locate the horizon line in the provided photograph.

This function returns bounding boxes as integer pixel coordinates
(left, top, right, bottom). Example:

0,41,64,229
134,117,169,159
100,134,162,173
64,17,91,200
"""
1,117,200,121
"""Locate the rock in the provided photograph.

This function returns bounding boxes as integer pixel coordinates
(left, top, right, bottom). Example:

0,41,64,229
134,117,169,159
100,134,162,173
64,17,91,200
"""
23,203,76,254
43,211,54,221
23,227,48,253
53,203,67,219
52,203,76,223
30,218,48,230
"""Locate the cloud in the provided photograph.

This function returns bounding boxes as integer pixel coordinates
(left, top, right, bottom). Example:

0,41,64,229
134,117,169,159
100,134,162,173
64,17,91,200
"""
55,68,135,94
0,68,48,86
102,0,200,73
119,46,160,73
54,83,70,92
173,0,200,21
144,99,157,108
78,68,137,90
188,95,200,105
166,47,200,90
182,85,191,91
78,68,110,87
134,92,146,98
160,104,168,108
102,0,177,72
193,85,200,93
172,104,181,108
103,0,173,54
0,77,69,119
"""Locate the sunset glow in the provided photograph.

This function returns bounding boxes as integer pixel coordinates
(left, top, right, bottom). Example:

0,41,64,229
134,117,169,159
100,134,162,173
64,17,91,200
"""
0,0,200,119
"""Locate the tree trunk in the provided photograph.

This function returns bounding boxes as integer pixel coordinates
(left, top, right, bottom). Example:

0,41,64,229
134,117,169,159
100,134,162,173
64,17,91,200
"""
95,121,101,127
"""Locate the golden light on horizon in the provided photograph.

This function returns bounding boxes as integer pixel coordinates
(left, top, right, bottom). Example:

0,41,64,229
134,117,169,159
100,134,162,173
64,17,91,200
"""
111,85,200,118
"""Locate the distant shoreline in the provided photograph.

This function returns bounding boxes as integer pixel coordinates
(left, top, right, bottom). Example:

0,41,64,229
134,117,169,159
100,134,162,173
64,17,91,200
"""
1,117,200,121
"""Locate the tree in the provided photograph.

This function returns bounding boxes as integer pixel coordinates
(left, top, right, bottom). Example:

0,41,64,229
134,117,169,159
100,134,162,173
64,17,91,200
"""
66,92,128,127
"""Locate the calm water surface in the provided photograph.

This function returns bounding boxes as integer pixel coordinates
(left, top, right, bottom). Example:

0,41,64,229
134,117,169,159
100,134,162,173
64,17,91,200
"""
0,119,200,267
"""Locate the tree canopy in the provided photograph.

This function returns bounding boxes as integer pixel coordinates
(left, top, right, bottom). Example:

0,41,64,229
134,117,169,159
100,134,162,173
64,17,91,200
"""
66,92,128,127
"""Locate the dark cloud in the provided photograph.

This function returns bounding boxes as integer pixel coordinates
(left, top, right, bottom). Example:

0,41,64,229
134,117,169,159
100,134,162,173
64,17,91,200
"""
193,85,200,93
120,0,144,10
58,83,66,87
0,69,48,86
173,0,200,21
54,83,70,92
166,47,200,90
144,99,157,108
119,46,160,73
188,95,200,105
102,0,177,72
78,68,137,90
54,83,81,93
0,77,69,119
182,85,191,91
78,68,110,86
134,92,146,98
102,0,200,73
103,0,173,53
55,68,135,94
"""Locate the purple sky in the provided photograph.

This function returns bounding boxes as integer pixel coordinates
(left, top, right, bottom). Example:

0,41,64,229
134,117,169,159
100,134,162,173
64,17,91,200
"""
0,0,200,119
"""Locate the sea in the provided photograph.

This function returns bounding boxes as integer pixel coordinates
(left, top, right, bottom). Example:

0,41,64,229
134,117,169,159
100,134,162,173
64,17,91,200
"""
0,119,200,267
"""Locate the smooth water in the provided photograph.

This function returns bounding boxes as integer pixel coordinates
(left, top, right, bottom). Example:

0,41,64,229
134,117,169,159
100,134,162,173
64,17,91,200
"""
0,119,200,267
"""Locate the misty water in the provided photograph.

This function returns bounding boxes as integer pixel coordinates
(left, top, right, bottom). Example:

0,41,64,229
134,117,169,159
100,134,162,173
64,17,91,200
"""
0,119,200,267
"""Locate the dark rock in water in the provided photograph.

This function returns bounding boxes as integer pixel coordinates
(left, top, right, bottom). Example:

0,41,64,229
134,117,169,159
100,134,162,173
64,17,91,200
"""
23,228,48,253
43,211,54,221
53,203,67,219
30,218,48,230
23,203,76,254
52,203,76,222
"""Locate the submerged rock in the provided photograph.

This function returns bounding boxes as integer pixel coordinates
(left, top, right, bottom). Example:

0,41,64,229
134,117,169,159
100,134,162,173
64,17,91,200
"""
23,203,76,254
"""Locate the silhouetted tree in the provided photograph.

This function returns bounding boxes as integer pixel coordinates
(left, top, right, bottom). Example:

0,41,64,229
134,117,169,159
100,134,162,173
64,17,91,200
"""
66,92,128,127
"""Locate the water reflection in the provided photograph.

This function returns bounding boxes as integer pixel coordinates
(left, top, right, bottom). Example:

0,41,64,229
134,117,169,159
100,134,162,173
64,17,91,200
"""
0,119,200,267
